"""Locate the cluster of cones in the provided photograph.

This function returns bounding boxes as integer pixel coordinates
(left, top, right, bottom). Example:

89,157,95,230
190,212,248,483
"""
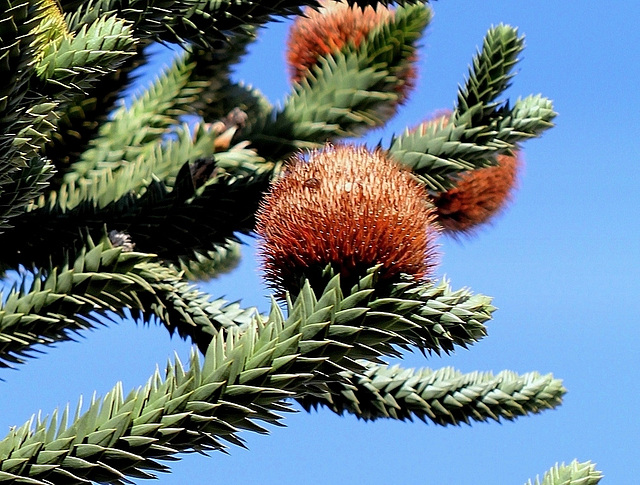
256,1,521,295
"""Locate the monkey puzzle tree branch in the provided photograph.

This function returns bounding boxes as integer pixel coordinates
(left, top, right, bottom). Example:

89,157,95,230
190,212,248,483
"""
297,361,565,425
525,460,602,485
0,273,516,484
0,240,255,368
0,165,270,270
140,264,494,360
0,157,54,233
0,241,155,368
42,47,149,187
0,0,53,169
33,14,138,101
64,51,203,183
387,97,556,192
173,239,242,282
387,23,556,192
135,260,258,349
244,3,430,160
380,278,493,354
0,243,492,371
456,23,524,129
62,0,323,46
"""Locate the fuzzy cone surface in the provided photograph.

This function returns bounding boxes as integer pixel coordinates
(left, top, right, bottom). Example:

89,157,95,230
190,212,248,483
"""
287,1,393,81
433,153,520,234
287,0,417,104
256,145,438,295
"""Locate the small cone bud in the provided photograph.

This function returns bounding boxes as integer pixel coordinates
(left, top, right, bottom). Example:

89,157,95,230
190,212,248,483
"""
255,145,438,296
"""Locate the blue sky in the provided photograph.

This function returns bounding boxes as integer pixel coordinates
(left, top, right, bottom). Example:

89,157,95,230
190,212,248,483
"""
1,1,639,484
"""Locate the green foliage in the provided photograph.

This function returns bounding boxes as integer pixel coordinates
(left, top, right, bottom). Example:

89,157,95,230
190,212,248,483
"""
63,0,322,46
299,361,565,425
41,49,149,184
0,233,264,363
0,272,504,483
35,14,137,98
388,23,556,191
175,239,242,281
247,2,432,158
0,0,49,165
0,1,60,228
0,0,595,483
67,52,199,182
525,460,603,485
0,239,157,367
0,156,53,230
456,24,524,126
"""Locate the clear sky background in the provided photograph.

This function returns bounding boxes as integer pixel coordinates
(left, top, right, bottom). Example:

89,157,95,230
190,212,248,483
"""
1,1,639,484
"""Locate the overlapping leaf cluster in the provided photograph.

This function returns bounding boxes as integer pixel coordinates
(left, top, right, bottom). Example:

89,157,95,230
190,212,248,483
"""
0,0,598,483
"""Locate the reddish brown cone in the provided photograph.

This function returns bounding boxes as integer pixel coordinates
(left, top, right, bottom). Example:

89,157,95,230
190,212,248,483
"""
287,1,393,83
414,112,522,234
433,153,521,234
286,1,416,108
255,145,439,295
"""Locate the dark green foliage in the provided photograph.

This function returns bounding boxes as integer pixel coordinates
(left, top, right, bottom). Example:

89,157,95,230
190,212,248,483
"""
62,0,323,46
0,168,271,269
0,0,48,165
35,14,137,98
0,273,494,483
42,48,149,186
65,52,203,182
0,1,58,229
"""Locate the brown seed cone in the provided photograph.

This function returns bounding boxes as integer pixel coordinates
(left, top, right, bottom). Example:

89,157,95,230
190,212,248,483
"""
432,153,521,234
287,1,417,106
287,1,393,82
413,111,522,234
255,145,439,296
